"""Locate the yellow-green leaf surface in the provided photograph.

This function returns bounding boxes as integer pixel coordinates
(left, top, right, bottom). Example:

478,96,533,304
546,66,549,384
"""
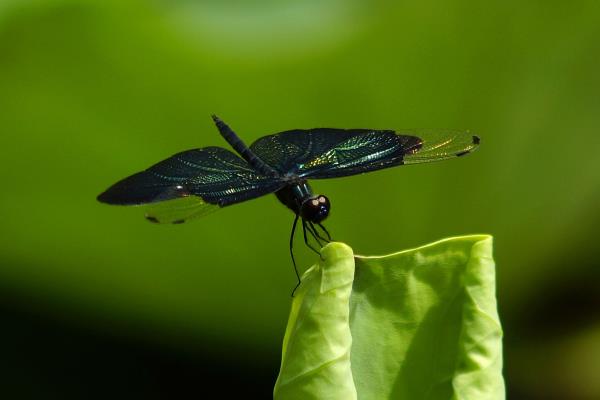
275,236,504,400
274,243,357,400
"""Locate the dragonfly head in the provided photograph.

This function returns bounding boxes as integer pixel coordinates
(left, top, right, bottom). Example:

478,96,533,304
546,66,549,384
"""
300,195,330,223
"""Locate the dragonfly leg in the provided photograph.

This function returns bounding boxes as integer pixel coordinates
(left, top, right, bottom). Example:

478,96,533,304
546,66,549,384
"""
290,214,301,297
302,219,322,257
317,223,332,241
306,222,324,247
309,221,330,243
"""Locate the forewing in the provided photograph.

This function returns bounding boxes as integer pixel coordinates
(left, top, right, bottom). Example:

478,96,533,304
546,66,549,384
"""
250,129,421,179
97,146,284,209
250,128,478,179
249,128,362,174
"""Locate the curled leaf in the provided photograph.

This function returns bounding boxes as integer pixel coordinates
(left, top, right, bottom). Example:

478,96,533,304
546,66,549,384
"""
274,243,357,400
275,236,504,400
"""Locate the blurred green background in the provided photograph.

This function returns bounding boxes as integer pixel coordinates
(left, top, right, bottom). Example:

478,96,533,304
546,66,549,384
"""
1,0,599,398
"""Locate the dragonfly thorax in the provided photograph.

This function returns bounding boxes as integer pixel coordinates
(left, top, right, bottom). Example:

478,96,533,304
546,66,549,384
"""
275,182,331,223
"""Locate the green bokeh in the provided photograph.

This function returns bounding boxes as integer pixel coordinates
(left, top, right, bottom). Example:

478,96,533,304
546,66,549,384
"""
1,0,599,397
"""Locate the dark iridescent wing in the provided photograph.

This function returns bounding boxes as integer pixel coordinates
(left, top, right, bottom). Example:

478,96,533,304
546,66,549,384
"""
249,129,408,178
250,128,478,179
97,146,285,222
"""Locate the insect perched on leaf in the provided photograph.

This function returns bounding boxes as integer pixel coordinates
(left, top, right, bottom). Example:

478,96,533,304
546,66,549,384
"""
98,115,480,293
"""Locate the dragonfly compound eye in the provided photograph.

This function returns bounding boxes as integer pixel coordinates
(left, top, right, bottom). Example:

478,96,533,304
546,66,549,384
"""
300,195,330,223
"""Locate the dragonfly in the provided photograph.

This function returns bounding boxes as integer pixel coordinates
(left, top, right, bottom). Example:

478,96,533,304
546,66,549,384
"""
98,115,479,293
